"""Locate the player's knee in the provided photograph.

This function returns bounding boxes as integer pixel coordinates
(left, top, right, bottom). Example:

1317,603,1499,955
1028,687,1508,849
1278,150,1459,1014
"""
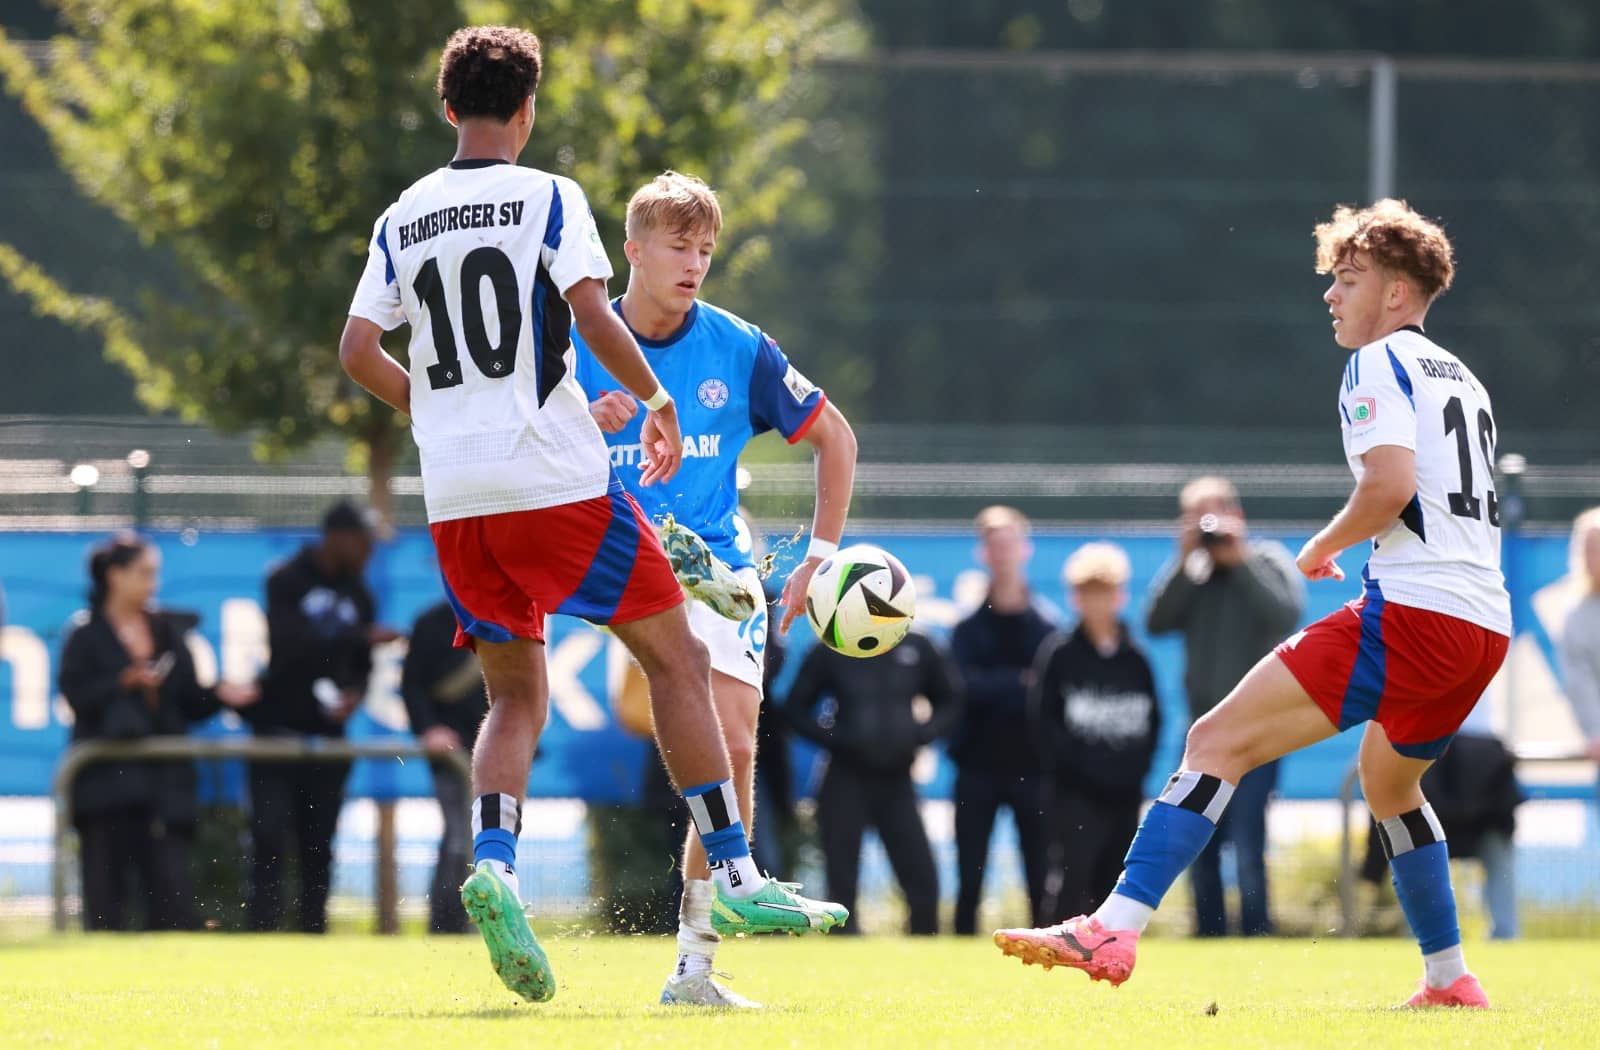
1182,715,1253,781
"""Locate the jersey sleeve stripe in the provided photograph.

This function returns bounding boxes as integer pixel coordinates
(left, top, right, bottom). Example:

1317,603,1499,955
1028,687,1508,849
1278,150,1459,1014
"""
543,179,564,250
377,217,396,285
1340,401,1353,426
1385,346,1416,408
785,393,828,445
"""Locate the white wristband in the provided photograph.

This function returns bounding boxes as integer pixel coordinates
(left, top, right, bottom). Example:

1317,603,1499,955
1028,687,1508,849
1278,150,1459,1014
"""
642,387,671,411
805,537,838,562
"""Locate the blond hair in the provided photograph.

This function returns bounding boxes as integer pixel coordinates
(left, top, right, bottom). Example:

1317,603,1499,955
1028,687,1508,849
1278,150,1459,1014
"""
625,170,723,241
974,505,1031,539
1314,198,1456,302
1064,542,1131,588
1572,507,1600,592
1179,475,1239,514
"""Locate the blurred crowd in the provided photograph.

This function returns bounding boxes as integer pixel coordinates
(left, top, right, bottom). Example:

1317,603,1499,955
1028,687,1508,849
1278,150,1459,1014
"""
41,489,1600,935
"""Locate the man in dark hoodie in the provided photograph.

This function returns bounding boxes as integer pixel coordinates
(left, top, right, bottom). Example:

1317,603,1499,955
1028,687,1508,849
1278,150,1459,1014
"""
245,501,400,932
783,629,960,934
948,506,1058,933
1031,542,1162,921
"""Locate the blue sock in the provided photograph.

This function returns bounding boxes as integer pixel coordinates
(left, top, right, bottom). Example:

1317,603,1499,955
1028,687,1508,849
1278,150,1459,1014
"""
1112,771,1235,908
471,793,520,869
1380,806,1460,954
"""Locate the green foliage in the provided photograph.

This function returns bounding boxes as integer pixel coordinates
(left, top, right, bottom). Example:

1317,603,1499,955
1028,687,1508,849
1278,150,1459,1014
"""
0,0,864,469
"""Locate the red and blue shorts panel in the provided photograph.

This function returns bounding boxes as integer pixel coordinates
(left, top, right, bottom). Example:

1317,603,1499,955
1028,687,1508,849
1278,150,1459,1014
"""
1275,579,1509,760
430,487,683,648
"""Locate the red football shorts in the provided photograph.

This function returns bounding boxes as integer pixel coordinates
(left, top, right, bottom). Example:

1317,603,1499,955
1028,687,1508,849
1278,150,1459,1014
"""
430,487,683,648
1275,579,1508,760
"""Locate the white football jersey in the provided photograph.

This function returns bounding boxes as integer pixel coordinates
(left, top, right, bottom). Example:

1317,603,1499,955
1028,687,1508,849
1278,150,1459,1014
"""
1337,326,1511,634
349,160,616,522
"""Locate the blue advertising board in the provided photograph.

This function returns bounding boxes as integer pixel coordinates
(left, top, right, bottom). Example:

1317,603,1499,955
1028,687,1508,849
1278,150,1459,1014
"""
0,527,1577,803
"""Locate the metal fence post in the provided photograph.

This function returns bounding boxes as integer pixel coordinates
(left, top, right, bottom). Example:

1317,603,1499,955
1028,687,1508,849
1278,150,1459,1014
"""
1369,55,1397,202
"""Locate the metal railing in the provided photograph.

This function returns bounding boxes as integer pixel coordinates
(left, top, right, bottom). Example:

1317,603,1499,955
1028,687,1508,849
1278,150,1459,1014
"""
51,736,472,933
1336,748,1596,936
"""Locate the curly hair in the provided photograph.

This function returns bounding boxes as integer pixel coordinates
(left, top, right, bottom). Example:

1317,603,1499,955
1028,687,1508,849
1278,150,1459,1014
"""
1313,198,1456,301
625,171,724,241
436,26,542,122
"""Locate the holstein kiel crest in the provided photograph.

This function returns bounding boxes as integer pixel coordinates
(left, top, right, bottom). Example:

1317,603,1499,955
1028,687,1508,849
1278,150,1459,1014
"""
697,377,730,410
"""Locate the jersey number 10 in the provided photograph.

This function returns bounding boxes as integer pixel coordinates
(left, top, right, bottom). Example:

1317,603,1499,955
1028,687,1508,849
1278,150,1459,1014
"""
1442,396,1499,527
413,247,520,391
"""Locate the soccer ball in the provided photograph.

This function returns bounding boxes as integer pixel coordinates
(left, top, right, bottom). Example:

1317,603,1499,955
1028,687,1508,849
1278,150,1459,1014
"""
804,544,917,658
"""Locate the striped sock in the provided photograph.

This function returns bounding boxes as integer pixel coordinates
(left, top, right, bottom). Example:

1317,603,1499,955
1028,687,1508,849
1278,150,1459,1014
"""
683,780,763,899
1096,770,1235,932
472,792,521,871
1378,803,1465,983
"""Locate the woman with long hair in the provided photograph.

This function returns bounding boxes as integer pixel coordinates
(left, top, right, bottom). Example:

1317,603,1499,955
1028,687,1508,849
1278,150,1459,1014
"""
58,533,257,930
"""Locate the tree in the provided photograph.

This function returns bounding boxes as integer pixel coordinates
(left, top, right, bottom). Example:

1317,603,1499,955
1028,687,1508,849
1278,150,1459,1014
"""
0,0,864,520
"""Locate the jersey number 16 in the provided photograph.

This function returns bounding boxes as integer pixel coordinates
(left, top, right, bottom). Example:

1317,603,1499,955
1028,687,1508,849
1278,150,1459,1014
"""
1443,395,1499,527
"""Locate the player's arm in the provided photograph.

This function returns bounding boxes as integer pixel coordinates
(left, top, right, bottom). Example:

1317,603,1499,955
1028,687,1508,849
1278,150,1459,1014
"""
339,318,410,414
1296,444,1417,580
777,401,858,633
566,277,681,484
341,210,410,412
1299,347,1420,580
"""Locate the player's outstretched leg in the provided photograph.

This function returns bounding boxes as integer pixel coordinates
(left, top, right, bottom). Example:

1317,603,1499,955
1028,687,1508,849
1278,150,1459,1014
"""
997,654,1333,986
460,638,556,1003
1358,725,1488,1009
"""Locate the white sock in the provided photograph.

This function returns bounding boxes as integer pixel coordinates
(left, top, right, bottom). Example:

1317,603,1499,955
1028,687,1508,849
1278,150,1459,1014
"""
1092,893,1156,934
1423,944,1468,989
486,859,520,903
674,878,719,978
709,855,765,899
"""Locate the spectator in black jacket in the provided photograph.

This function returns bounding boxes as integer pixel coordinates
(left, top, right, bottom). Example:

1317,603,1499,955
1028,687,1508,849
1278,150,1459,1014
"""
1031,542,1162,922
401,599,488,933
58,533,258,930
948,506,1057,933
245,501,399,933
784,630,960,934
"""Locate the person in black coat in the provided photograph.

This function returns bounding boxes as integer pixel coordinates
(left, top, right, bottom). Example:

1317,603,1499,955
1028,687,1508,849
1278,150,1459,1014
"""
783,630,961,935
401,599,489,933
58,533,258,930
244,501,399,933
1030,543,1162,922
947,506,1058,933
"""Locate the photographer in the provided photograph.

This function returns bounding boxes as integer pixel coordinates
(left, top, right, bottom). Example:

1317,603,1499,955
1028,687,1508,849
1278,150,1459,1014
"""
1146,476,1303,936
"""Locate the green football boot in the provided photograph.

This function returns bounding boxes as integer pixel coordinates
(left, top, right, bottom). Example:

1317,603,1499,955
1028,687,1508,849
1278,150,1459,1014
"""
656,516,759,622
460,862,556,1003
710,876,849,936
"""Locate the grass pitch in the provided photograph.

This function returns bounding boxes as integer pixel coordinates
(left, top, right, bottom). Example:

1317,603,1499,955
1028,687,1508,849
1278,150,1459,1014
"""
2,931,1594,1048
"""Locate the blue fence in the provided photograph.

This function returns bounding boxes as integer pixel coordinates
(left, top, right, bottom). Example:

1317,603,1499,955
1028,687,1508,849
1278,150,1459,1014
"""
0,528,1576,804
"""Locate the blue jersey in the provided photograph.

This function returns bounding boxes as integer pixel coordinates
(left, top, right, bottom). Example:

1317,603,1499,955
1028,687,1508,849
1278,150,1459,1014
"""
572,300,825,571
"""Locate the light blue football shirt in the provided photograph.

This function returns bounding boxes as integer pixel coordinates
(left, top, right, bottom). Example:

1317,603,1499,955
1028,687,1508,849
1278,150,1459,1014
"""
572,299,826,571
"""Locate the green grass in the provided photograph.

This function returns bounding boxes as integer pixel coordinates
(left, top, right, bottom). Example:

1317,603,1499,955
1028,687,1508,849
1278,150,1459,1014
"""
2,932,1594,1048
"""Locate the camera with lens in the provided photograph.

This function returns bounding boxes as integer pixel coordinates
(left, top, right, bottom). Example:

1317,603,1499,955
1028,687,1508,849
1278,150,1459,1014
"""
1197,513,1226,548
